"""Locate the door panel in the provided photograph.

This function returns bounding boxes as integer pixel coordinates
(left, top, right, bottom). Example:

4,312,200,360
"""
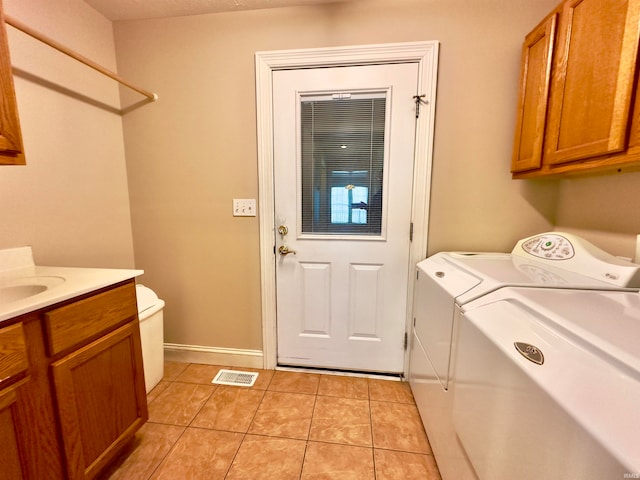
273,63,418,373
299,262,331,336
349,263,383,339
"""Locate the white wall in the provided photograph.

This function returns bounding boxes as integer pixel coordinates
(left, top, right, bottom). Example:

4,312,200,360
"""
0,0,135,268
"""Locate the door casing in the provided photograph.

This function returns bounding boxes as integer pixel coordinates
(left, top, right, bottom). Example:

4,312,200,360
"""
255,41,439,375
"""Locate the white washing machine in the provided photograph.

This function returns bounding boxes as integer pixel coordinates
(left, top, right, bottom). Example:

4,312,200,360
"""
454,287,640,479
408,232,640,480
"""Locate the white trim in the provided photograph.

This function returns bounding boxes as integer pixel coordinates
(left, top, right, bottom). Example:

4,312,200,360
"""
163,343,264,369
255,41,439,375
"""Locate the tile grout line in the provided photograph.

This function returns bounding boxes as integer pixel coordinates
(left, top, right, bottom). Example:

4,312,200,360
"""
145,363,222,480
368,378,378,480
223,367,276,479
143,372,188,480
298,384,321,480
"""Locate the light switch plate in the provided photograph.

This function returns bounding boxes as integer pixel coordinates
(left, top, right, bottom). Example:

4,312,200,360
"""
233,198,256,217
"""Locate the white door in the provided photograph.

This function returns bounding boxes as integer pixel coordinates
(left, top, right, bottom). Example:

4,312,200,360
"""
273,63,419,373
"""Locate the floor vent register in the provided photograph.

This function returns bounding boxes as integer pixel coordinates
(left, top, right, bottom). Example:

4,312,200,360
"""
211,369,259,387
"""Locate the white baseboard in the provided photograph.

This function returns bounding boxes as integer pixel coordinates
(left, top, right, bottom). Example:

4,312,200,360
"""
163,343,264,369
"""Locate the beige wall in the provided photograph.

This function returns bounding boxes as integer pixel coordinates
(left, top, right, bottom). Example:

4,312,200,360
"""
0,0,135,268
113,0,561,352
555,171,640,261
3,0,638,359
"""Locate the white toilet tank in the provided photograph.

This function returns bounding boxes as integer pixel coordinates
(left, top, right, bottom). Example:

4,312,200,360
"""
136,284,165,393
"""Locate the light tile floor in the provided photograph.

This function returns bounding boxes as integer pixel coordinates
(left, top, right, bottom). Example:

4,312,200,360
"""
101,362,442,480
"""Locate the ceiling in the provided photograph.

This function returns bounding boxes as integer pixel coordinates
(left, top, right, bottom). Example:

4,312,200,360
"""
84,0,363,21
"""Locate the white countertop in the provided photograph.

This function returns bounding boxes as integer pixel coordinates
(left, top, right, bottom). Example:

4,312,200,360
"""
0,247,143,322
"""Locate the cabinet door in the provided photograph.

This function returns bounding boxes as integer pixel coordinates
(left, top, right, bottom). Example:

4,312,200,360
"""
14,314,66,480
52,320,148,480
0,0,24,165
511,13,557,172
544,0,640,165
0,383,27,480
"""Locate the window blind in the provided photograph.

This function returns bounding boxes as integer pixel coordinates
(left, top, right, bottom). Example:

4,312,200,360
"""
300,93,386,235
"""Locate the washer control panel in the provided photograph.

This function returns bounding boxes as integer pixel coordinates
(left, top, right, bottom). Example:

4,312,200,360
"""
521,234,575,260
512,232,640,288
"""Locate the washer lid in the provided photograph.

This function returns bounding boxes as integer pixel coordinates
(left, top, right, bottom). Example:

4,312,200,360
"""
420,250,626,306
463,287,640,376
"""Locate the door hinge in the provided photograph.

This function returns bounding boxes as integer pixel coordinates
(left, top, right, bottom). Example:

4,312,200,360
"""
404,332,408,351
409,222,414,242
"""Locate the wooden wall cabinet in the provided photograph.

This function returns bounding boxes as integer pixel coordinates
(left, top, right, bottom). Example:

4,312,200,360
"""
0,0,24,165
3,280,147,480
512,0,640,178
511,12,557,172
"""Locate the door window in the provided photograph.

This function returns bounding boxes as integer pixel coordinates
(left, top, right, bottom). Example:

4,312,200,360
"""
300,93,387,236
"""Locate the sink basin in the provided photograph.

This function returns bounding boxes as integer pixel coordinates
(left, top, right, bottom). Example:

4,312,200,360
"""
0,276,65,304
0,285,48,302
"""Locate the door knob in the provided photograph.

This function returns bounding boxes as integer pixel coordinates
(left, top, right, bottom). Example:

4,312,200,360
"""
278,225,288,236
278,245,296,256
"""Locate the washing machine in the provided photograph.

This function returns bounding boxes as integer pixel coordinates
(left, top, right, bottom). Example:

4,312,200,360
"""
408,232,640,480
453,286,640,479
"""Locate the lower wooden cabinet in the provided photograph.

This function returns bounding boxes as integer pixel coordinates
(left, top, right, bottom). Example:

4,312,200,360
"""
3,279,147,480
52,320,147,480
0,382,28,480
14,313,66,480
0,321,30,480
